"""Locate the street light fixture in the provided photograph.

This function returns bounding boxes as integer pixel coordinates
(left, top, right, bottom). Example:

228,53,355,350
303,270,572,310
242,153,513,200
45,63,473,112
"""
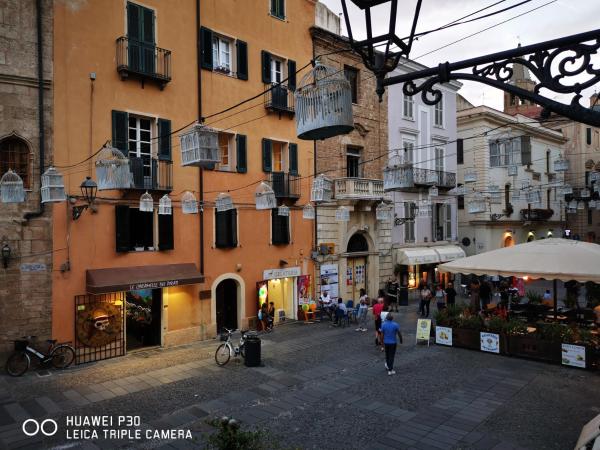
72,176,98,220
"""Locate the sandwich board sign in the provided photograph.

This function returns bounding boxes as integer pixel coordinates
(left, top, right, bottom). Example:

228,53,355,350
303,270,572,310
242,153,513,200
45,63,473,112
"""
416,319,432,346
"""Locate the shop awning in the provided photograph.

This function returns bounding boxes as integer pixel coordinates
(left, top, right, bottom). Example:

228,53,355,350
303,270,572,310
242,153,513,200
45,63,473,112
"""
434,245,466,262
86,263,204,294
396,248,440,265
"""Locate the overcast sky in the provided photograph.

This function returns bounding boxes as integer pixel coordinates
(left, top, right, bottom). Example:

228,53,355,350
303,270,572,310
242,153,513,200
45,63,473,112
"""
318,0,600,110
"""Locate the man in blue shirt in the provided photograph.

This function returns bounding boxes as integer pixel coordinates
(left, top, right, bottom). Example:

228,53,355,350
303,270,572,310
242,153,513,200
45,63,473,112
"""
380,314,403,375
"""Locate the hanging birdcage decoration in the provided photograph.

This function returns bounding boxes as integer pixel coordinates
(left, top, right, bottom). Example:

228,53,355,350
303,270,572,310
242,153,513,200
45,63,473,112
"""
302,203,315,220
553,155,569,172
179,124,220,167
488,185,502,204
0,169,25,203
526,189,542,205
589,200,597,209
215,193,234,212
560,183,573,196
139,191,154,212
590,172,600,183
375,202,391,221
41,167,66,203
507,165,518,176
577,201,585,210
158,194,172,215
311,174,333,203
567,199,577,213
428,186,438,197
511,188,520,202
467,193,487,214
181,191,198,214
464,169,478,183
295,62,354,140
580,188,591,198
278,205,290,217
255,182,276,210
95,145,131,190
335,206,350,222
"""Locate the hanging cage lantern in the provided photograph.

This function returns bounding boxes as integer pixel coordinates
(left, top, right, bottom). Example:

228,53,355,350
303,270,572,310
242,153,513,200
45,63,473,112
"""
428,186,438,197
590,171,600,183
139,191,154,212
507,165,518,176
95,144,131,190
488,185,502,204
577,200,585,210
464,169,478,183
41,166,66,203
589,199,597,209
335,206,350,222
255,182,277,210
278,205,290,217
560,183,573,196
467,193,487,214
181,191,198,214
295,62,354,140
580,188,591,198
215,192,234,212
553,156,569,172
302,203,315,220
311,174,333,203
0,169,25,203
567,199,578,213
375,202,391,221
179,124,220,167
158,194,172,215
526,189,542,204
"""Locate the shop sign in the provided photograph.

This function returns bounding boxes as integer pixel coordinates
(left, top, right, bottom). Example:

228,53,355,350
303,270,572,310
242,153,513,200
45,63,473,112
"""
319,264,339,299
262,267,301,280
416,319,431,345
480,332,500,354
561,344,586,368
128,280,180,290
20,263,47,272
435,326,452,346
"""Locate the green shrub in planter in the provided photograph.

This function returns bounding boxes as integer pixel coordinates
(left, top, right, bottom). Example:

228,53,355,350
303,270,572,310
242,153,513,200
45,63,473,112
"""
526,290,543,305
535,322,573,343
458,314,483,330
434,304,462,327
505,319,527,336
485,316,508,334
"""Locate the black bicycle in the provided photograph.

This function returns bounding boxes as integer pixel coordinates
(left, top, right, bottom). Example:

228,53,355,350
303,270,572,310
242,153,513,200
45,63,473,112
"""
5,336,75,377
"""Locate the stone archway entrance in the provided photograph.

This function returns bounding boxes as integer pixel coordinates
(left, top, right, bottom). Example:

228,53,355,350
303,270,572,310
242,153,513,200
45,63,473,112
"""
345,233,369,303
215,279,238,333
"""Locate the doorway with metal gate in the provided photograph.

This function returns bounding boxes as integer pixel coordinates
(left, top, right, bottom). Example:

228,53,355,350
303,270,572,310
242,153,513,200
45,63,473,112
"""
125,288,162,351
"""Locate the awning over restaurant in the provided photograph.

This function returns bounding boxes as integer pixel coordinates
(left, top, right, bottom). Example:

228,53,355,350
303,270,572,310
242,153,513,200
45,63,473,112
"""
86,263,204,294
434,245,466,262
396,248,440,265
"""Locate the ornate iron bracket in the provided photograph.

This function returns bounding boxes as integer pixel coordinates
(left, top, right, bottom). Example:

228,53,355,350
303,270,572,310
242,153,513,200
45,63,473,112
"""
380,29,600,126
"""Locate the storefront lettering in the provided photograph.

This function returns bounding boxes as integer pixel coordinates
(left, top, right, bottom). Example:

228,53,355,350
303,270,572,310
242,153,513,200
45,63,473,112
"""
20,263,47,272
128,280,180,290
262,267,301,280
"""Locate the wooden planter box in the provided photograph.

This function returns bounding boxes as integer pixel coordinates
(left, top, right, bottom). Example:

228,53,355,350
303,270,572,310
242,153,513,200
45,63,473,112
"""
452,328,480,350
507,335,561,363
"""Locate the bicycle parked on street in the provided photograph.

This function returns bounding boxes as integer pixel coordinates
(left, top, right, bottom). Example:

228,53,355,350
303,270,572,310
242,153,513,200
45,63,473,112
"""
214,328,248,366
5,336,75,377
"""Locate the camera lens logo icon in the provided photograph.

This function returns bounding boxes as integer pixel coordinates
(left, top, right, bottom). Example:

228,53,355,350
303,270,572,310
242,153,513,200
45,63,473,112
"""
22,419,58,437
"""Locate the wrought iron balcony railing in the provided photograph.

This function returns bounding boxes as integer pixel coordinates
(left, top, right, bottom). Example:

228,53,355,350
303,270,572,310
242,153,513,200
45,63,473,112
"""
520,208,554,221
334,178,386,201
129,157,173,192
116,37,172,89
264,83,295,114
413,168,456,189
268,172,300,199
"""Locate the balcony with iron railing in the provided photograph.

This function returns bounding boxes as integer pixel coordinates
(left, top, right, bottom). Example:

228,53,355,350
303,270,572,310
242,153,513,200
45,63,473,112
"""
413,168,456,189
334,178,387,201
128,157,173,191
267,172,300,200
264,83,295,115
520,208,554,221
116,37,172,89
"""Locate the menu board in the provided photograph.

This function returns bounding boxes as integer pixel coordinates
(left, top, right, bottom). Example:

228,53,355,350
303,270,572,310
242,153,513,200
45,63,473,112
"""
480,332,500,354
435,326,452,346
320,264,339,299
416,319,432,344
561,344,586,368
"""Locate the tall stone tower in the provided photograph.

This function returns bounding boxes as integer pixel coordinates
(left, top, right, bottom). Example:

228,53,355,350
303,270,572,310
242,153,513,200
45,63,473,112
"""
503,45,542,118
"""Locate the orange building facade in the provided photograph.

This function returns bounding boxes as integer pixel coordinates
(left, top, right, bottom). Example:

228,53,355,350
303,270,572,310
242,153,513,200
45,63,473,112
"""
52,0,315,362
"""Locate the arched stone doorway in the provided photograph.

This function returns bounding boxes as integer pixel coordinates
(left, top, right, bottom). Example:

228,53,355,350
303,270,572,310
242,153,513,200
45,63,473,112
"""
345,233,369,303
215,279,238,333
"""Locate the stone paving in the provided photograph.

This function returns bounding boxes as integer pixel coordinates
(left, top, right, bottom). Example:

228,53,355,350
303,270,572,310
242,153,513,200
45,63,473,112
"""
0,304,598,450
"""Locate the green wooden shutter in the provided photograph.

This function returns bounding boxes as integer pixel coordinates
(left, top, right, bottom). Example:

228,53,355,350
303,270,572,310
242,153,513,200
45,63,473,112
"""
587,127,592,145
230,209,238,247
457,138,464,164
261,51,272,84
520,135,531,165
262,138,272,172
288,143,298,175
157,118,172,160
287,59,296,91
236,134,247,173
236,40,248,81
200,27,213,70
215,210,228,248
158,213,174,250
115,205,131,252
112,110,129,155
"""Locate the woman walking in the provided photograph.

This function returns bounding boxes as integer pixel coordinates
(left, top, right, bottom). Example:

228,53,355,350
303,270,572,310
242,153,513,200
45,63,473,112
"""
419,283,432,317
380,314,403,375
373,292,385,347
355,294,369,332
435,285,446,311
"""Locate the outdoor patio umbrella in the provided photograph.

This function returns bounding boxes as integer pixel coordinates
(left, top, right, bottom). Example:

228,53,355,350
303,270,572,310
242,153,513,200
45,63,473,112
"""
438,238,600,318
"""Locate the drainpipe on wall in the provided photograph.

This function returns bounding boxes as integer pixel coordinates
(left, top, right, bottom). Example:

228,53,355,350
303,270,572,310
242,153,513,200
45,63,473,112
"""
196,0,204,275
24,0,45,222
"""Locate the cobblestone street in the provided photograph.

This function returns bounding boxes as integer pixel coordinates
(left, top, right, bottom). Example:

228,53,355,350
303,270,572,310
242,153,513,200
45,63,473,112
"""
1,304,599,450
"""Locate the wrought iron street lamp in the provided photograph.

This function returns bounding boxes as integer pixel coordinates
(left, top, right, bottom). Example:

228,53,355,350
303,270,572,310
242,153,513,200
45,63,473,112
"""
72,176,98,220
393,202,419,226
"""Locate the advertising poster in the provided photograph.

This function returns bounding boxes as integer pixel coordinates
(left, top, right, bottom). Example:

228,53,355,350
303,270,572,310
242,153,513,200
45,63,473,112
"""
561,344,586,368
297,275,311,304
480,332,500,353
435,326,453,346
320,264,339,299
416,319,432,343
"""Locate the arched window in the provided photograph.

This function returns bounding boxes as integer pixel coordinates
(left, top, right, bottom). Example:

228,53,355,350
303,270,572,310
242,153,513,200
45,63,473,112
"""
0,137,31,189
347,233,368,253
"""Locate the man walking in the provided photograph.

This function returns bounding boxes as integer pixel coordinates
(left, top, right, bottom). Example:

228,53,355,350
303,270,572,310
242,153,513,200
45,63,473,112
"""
380,314,403,376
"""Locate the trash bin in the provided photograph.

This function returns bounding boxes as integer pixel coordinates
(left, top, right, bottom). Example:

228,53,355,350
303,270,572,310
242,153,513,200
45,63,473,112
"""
244,332,261,367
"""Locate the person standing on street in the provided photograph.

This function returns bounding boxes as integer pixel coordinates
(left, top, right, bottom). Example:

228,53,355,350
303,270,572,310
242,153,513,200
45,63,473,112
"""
445,282,457,307
355,295,369,332
419,284,432,317
373,295,385,347
380,314,403,375
434,285,446,311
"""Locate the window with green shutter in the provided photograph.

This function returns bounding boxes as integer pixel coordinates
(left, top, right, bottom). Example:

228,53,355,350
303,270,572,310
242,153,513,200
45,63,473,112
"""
520,135,532,165
288,143,298,175
127,2,155,75
287,60,296,91
112,110,129,155
236,40,248,80
157,118,171,160
271,209,289,245
236,134,247,173
215,209,238,248
261,51,272,84
200,27,214,70
262,138,272,172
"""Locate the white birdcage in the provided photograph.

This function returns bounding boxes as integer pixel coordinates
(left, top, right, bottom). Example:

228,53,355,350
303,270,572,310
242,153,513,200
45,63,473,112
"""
41,167,66,203
0,169,25,203
526,189,542,204
567,199,577,213
511,188,520,202
467,193,487,214
181,191,198,214
428,186,438,197
95,145,131,190
560,183,573,195
488,185,502,204
464,169,478,183
302,203,315,220
589,200,597,209
139,191,154,212
278,205,290,217
255,182,276,210
215,193,234,212
590,171,600,183
158,194,172,215
335,206,350,222
577,201,585,210
375,202,391,221
295,62,354,140
580,188,591,198
553,156,569,172
507,165,518,176
520,180,531,190
179,124,220,167
311,174,333,203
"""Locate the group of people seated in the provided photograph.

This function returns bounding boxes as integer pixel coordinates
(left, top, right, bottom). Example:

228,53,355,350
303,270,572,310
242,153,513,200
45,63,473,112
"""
319,289,370,328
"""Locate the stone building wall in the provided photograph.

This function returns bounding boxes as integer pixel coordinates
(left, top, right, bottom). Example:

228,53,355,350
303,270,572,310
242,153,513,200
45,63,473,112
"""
0,0,53,354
